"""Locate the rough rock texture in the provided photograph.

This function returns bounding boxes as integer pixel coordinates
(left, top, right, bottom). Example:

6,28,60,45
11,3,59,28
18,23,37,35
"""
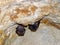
5,14,60,45
5,23,60,45
0,0,60,45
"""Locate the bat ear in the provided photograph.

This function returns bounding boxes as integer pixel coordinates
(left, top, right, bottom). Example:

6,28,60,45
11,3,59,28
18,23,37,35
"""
16,23,27,27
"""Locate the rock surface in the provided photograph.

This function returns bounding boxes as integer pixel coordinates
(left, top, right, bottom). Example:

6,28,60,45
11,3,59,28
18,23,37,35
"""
0,0,60,45
5,23,60,45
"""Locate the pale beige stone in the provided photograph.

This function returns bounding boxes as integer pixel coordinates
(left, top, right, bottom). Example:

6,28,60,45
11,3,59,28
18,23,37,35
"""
0,0,60,45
